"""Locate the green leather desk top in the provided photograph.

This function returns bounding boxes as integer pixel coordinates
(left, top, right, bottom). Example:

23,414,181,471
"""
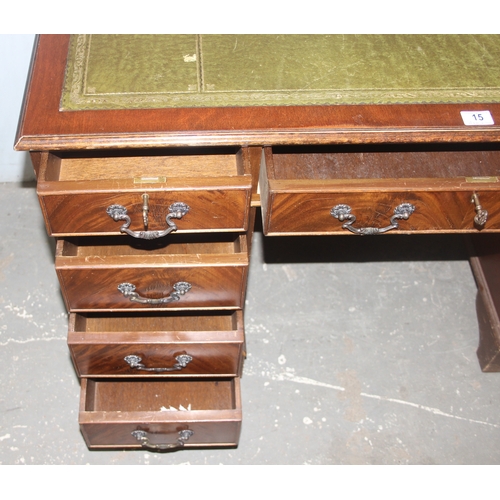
61,35,500,110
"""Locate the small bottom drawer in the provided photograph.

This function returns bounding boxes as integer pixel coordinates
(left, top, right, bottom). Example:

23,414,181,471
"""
79,377,242,449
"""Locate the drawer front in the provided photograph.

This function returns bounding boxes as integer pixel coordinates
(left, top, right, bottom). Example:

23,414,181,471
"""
55,236,248,311
39,188,251,236
263,189,500,235
79,378,242,449
260,146,500,235
37,148,252,236
58,265,247,311
68,311,245,377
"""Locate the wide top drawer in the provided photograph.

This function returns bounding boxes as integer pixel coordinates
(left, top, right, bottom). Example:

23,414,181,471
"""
36,147,252,236
260,144,500,235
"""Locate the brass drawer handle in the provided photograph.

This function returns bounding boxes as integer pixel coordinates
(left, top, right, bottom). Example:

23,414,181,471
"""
331,203,415,235
471,193,488,227
124,354,193,372
106,201,190,239
118,281,192,305
131,429,194,452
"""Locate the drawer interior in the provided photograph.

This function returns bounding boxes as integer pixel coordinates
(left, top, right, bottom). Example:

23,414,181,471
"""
58,233,246,257
268,144,500,180
84,378,237,412
72,311,239,333
43,147,246,182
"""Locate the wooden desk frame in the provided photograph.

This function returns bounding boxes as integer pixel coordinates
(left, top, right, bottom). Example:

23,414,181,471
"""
15,37,500,431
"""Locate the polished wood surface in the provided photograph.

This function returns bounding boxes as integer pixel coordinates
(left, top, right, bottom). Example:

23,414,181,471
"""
261,146,500,235
262,191,500,235
56,235,249,311
69,311,244,377
37,149,252,236
40,187,251,236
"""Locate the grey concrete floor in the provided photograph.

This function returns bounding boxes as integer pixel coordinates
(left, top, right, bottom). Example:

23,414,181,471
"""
1,181,500,465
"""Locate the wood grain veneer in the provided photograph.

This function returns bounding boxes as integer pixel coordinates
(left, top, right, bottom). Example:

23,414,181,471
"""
69,310,245,377
37,148,252,236
56,235,249,311
261,146,500,235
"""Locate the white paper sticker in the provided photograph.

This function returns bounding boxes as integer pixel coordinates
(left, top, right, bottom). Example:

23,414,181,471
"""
460,110,494,125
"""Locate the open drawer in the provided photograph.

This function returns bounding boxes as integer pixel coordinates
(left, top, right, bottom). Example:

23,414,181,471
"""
260,145,500,235
37,147,252,236
55,233,249,311
68,310,245,377
79,377,242,449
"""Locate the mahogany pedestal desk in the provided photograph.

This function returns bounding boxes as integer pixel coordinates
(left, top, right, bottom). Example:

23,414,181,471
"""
15,35,500,451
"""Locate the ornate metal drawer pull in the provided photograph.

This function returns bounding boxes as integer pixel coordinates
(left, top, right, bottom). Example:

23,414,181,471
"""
124,354,193,372
471,193,488,227
331,203,415,235
106,201,190,239
131,429,194,452
118,281,192,305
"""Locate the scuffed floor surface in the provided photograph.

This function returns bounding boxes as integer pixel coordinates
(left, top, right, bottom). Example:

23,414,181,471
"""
1,182,500,464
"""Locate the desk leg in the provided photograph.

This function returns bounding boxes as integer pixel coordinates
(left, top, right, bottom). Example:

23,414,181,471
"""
468,234,500,372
